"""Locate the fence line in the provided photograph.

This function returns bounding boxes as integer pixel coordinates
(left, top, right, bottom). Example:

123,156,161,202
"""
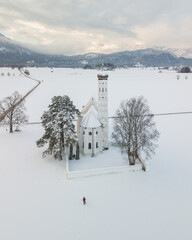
65,157,149,179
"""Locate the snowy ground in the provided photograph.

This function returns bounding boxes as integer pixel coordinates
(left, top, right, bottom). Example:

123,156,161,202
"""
69,145,130,171
0,67,192,240
0,68,36,97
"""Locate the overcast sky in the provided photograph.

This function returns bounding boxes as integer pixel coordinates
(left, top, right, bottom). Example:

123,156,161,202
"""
0,0,191,55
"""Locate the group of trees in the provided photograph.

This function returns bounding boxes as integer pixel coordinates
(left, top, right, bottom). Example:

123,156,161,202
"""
37,95,159,164
1,72,16,76
179,67,191,73
0,91,159,164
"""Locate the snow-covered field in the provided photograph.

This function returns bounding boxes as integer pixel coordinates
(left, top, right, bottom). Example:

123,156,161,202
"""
1,67,192,240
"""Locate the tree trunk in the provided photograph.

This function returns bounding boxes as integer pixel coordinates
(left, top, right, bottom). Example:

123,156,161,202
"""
9,112,13,133
69,144,73,160
61,129,67,160
128,149,135,165
133,122,138,163
75,144,80,160
9,123,13,133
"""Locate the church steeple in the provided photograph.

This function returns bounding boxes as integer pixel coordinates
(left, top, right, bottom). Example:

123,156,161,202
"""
97,74,109,150
98,74,108,101
77,73,109,156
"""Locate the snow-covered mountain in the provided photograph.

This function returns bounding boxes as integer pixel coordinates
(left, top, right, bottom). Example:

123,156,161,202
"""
155,46,192,58
0,33,31,56
1,33,192,68
0,33,44,66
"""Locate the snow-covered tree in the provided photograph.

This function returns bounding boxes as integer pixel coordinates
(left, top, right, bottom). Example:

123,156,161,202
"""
0,91,28,133
37,95,80,160
112,96,159,165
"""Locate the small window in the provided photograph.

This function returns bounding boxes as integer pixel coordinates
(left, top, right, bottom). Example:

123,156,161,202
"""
96,142,98,148
102,88,104,92
89,132,92,135
96,131,98,134
99,88,101,92
105,88,107,92
88,143,91,149
82,142,84,148
83,131,85,135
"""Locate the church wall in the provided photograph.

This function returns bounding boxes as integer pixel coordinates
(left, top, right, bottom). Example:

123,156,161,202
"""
76,116,83,139
79,127,102,156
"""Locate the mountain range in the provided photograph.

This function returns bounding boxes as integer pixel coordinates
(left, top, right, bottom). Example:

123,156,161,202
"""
0,33,192,68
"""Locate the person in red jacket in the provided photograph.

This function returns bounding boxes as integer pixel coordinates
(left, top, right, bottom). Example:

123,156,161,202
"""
83,197,86,205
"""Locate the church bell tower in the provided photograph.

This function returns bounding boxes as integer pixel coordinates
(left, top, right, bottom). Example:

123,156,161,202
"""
97,74,109,149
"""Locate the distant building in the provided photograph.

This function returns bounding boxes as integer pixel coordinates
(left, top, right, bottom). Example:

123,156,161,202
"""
77,74,109,156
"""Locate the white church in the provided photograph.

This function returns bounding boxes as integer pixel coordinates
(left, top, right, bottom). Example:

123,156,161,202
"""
77,74,109,156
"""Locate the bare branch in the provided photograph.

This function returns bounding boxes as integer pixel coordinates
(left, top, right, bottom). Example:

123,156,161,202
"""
112,96,159,165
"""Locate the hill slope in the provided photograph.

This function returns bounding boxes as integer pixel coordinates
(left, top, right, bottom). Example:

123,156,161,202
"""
1,33,192,68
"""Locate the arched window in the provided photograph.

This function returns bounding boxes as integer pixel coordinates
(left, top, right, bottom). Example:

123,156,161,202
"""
102,88,104,92
89,132,92,135
96,142,98,148
88,143,91,149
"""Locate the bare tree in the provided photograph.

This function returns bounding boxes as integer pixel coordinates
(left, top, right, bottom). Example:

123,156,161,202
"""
0,92,28,133
112,96,159,165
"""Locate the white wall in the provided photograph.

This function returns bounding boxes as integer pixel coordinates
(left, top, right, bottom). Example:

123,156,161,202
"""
66,158,144,179
79,127,102,155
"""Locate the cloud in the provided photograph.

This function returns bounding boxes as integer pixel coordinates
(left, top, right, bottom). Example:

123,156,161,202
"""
0,0,192,55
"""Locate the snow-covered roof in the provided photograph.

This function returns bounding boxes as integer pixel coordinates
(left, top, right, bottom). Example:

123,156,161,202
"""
80,105,101,128
81,97,98,114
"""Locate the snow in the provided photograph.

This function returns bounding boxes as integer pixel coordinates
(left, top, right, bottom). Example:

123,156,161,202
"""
69,145,127,171
80,105,101,128
0,68,36,98
1,67,192,240
85,53,99,59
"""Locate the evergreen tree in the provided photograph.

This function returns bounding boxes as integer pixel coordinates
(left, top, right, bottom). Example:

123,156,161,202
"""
75,142,80,160
36,95,80,160
69,144,73,160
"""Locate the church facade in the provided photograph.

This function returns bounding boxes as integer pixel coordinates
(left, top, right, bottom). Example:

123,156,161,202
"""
77,74,109,156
